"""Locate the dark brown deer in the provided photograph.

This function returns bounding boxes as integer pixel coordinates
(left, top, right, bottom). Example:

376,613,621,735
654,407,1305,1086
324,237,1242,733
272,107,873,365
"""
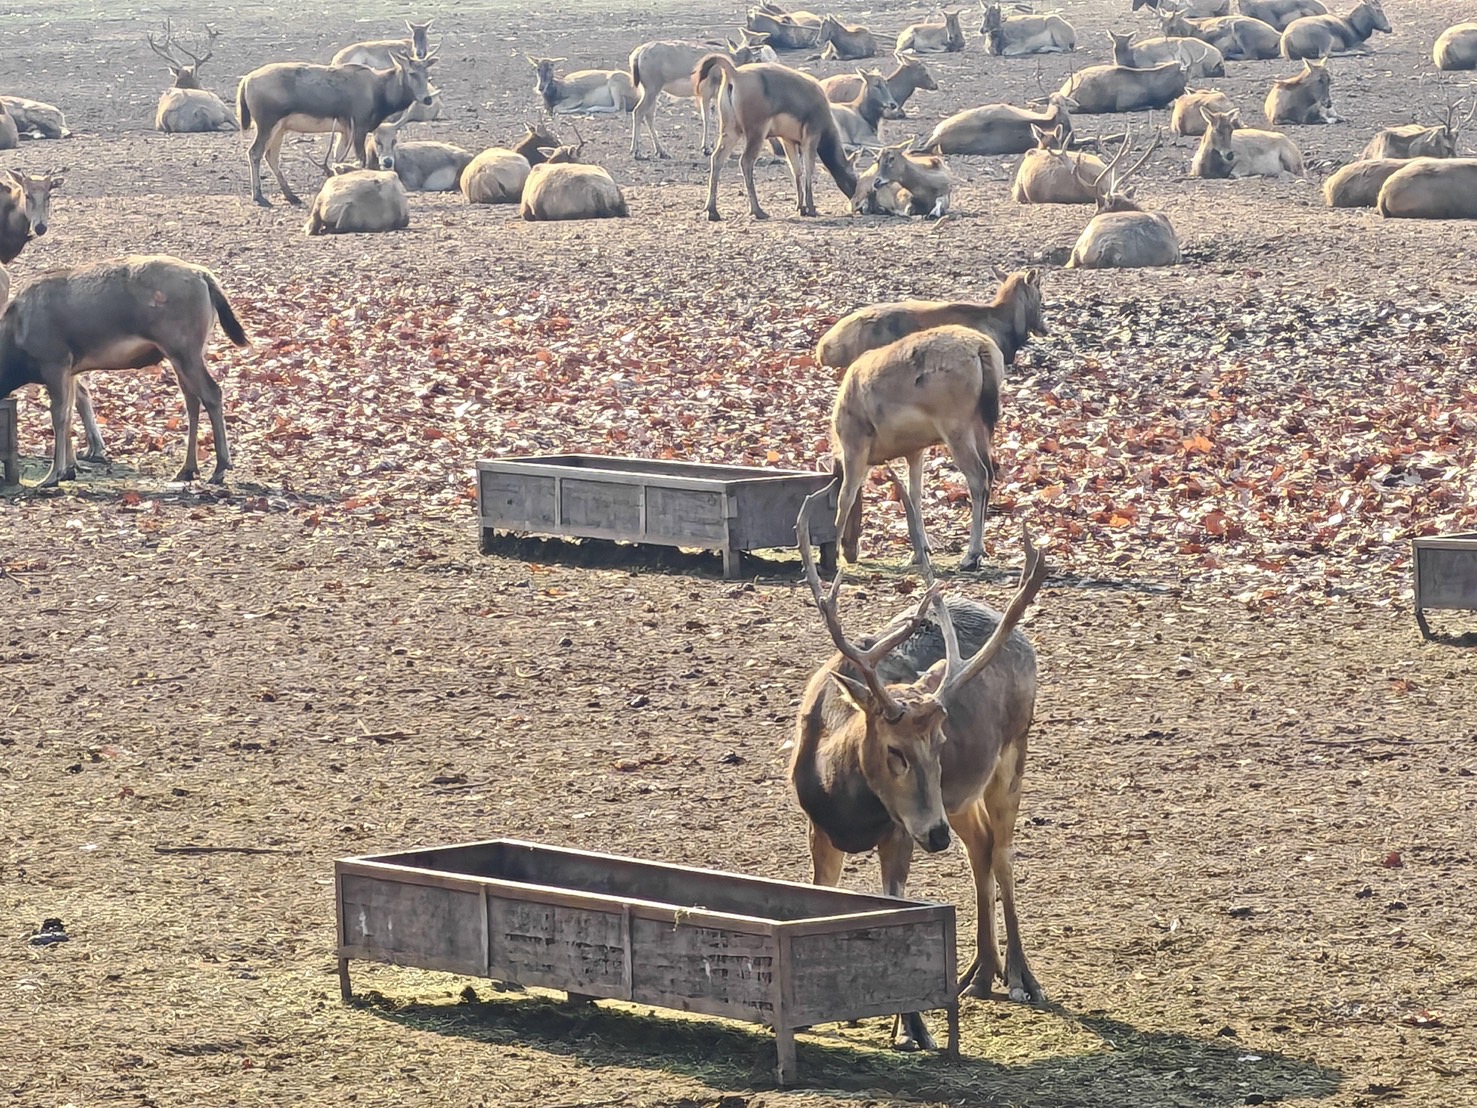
791,484,1049,1052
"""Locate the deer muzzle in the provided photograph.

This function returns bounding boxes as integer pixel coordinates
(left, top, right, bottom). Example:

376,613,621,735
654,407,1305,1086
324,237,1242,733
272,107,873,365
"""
923,822,951,853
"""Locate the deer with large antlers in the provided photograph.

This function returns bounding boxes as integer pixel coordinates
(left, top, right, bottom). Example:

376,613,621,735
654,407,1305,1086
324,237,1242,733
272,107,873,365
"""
1067,131,1180,269
791,482,1049,1051
148,20,236,132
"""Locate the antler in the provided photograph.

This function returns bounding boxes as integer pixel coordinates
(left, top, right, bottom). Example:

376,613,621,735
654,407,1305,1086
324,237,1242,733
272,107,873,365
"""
570,121,586,154
795,486,939,721
145,19,182,66
176,23,216,69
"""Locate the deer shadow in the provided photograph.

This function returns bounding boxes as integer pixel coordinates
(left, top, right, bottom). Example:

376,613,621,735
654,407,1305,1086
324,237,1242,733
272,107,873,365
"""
349,983,1343,1106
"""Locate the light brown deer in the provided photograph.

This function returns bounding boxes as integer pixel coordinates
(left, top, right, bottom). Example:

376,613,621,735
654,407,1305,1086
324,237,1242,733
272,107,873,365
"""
823,55,939,110
628,34,772,158
1109,30,1225,77
1058,61,1186,114
817,15,878,59
1434,23,1477,70
1238,0,1327,32
461,148,531,204
897,10,966,54
305,169,410,235
520,162,629,221
926,94,1075,155
1280,0,1389,58
1264,59,1336,123
1171,88,1237,135
791,482,1048,1053
1192,108,1304,176
0,102,17,150
1359,102,1472,160
1161,10,1281,59
1011,125,1107,204
147,20,236,133
831,69,905,151
1377,158,1477,219
854,142,953,217
1323,157,1409,207
981,4,1076,55
1066,132,1181,269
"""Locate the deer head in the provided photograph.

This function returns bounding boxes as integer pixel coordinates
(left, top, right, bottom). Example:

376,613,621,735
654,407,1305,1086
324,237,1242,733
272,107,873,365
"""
1076,128,1160,212
146,19,219,90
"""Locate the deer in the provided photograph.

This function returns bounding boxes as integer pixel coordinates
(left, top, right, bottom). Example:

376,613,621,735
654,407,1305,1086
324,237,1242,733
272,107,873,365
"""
0,255,246,489
897,10,966,55
528,57,636,117
1360,103,1472,160
509,120,560,167
1322,157,1409,207
628,34,772,159
853,142,954,217
1109,29,1225,77
1192,107,1304,177
520,161,629,221
980,4,1077,54
1280,0,1389,58
238,51,435,207
305,169,410,235
0,97,70,140
790,482,1049,1053
1134,0,1230,14
0,169,63,266
832,70,905,152
817,267,1047,372
817,15,877,59
1012,125,1108,204
1264,59,1335,124
747,5,822,50
1171,88,1237,135
1066,131,1180,269
823,56,939,111
366,120,474,191
1237,0,1327,32
1160,10,1281,60
926,95,1076,155
147,20,236,133
0,102,16,150
1059,61,1186,114
461,148,532,204
0,263,8,304
1434,24,1477,71
700,55,857,221
1377,159,1477,219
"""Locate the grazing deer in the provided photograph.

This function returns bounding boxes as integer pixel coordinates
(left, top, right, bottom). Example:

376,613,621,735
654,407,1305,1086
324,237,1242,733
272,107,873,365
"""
897,10,966,54
790,485,1049,1051
1360,103,1471,160
1109,30,1225,77
628,34,771,159
832,69,905,152
981,4,1076,54
147,20,236,133
520,162,629,221
0,97,70,140
1323,157,1409,207
306,169,410,235
748,3,821,49
1067,132,1180,269
238,51,435,207
700,56,857,221
817,16,877,59
926,95,1076,155
0,255,246,488
1237,0,1327,32
1192,108,1304,176
823,55,939,111
1377,159,1477,219
854,142,954,217
367,121,473,191
1171,88,1237,135
0,102,17,150
528,56,636,117
1280,0,1389,58
830,324,1006,571
1059,61,1186,114
1160,11,1281,59
1012,125,1107,204
817,267,1047,372
462,149,531,204
1434,24,1477,71
1264,59,1335,124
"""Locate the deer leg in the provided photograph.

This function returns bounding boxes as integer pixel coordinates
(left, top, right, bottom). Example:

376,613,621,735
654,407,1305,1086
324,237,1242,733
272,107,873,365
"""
808,824,845,886
834,448,869,564
904,451,932,562
778,137,805,211
38,371,79,488
948,799,1003,999
878,828,937,1052
705,124,742,221
75,382,108,463
942,429,991,571
800,138,819,216
739,132,770,220
263,126,302,206
983,740,1044,1004
248,124,273,207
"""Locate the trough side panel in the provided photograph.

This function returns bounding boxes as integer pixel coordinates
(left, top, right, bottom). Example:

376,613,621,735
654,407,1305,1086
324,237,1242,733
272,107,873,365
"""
786,920,953,1026
560,478,643,538
0,399,16,486
478,466,557,529
339,873,486,975
1414,544,1477,611
644,486,730,545
488,897,629,996
629,917,778,1023
732,477,837,550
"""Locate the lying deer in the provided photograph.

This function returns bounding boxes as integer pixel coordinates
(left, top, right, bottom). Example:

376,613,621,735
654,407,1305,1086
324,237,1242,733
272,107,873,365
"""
0,102,17,150
1264,59,1336,123
823,55,939,111
1360,102,1471,160
147,20,236,133
1280,0,1389,58
817,267,1047,371
529,56,636,117
701,55,856,220
1012,125,1107,205
0,97,70,140
853,142,954,217
1377,158,1477,219
897,10,966,54
1323,157,1408,207
1238,0,1327,33
981,4,1076,55
1109,30,1225,77
0,255,246,488
306,169,410,235
747,4,821,50
1170,88,1237,135
367,121,474,191
829,325,1007,570
791,483,1049,1053
1058,61,1186,114
513,120,561,166
1434,23,1477,71
1160,10,1281,60
1066,132,1181,269
520,145,629,221
926,94,1076,155
1134,0,1230,14
816,15,877,59
1192,108,1304,176
461,148,531,204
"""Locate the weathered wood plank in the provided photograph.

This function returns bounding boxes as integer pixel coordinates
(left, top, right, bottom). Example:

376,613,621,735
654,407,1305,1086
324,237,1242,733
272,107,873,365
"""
786,921,954,1026
339,873,485,975
731,475,837,551
629,916,778,1021
478,468,557,529
1413,535,1477,611
645,486,729,544
0,398,17,487
487,896,630,995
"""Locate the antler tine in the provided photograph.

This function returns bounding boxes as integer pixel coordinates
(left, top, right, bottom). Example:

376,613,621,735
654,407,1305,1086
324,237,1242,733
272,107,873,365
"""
1088,125,1131,190
1461,98,1477,128
145,21,179,63
176,23,212,68
881,468,962,678
1116,128,1159,187
937,523,1048,705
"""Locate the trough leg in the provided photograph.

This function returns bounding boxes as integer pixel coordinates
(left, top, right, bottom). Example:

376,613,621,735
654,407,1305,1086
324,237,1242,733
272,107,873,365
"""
338,957,353,1002
1415,606,1434,641
564,991,599,1006
2,453,16,487
945,1000,960,1060
479,526,495,556
819,541,837,576
722,544,743,579
774,1023,797,1087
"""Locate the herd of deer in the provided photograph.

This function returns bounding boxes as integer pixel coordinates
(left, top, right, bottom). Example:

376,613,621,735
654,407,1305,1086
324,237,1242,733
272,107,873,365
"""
3,1,1477,1053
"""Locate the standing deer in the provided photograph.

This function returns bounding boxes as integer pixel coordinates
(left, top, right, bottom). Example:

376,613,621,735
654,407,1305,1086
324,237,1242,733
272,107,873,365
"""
1280,0,1389,58
1066,132,1181,269
791,484,1049,1054
0,255,247,488
628,34,772,159
148,21,236,133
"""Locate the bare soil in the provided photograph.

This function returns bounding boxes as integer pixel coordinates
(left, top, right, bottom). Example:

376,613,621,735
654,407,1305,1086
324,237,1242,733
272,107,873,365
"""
3,1,1476,1106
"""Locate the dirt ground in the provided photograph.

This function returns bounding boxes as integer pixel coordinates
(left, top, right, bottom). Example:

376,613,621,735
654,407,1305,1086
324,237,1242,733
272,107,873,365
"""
4,0,1477,1105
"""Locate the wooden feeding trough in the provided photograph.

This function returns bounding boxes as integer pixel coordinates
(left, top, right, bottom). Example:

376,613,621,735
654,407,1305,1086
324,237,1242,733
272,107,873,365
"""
475,454,838,578
1412,532,1477,639
0,398,17,486
335,838,958,1084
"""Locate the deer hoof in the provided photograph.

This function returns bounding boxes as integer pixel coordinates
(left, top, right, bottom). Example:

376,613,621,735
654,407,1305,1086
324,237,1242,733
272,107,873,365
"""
706,209,722,222
960,976,994,1000
172,468,199,483
80,450,110,464
751,209,770,221
252,195,272,208
1008,972,1046,1005
284,195,305,208
892,1013,937,1053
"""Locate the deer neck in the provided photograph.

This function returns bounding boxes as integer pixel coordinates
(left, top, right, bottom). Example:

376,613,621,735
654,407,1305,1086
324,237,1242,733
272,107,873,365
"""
792,698,894,854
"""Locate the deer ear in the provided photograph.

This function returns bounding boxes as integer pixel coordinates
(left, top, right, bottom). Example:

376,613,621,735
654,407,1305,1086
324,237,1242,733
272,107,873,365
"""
537,146,558,158
829,671,875,713
1025,267,1040,284
991,263,1010,280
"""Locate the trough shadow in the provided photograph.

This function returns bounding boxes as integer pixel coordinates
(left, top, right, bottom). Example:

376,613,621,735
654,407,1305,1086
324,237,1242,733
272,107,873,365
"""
353,985,1343,1106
